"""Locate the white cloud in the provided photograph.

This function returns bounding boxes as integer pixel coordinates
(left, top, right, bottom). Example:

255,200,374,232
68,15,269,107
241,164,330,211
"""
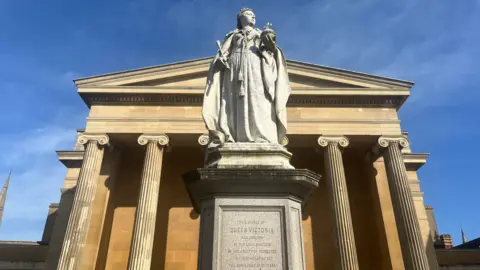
259,0,480,107
0,54,80,93
1,166,66,221
2,127,75,167
157,0,479,107
0,19,85,241
0,126,77,241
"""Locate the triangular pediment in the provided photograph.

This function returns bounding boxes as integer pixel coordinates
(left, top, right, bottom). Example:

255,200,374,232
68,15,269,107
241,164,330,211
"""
74,57,413,90
121,71,361,89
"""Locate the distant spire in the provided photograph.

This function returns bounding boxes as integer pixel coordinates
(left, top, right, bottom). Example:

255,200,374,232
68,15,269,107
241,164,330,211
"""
461,227,467,244
0,170,11,228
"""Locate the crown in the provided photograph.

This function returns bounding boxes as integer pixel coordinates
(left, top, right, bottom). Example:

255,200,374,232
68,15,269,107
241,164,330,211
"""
237,7,253,18
263,22,275,33
263,22,273,30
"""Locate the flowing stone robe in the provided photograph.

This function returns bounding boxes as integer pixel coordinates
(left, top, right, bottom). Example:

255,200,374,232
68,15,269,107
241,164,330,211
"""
202,28,291,150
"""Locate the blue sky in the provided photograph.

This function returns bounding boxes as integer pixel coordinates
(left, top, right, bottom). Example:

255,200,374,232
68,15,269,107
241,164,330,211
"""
0,0,478,245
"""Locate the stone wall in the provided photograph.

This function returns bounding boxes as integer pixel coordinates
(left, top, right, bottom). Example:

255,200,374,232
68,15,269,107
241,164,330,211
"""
0,242,47,270
437,250,480,270
97,146,203,269
440,267,480,270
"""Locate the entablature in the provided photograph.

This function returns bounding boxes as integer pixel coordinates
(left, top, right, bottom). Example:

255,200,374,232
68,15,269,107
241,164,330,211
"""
78,88,408,109
403,153,429,171
56,150,84,168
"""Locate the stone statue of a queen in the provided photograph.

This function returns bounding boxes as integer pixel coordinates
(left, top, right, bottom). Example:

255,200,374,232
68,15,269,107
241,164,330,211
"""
202,8,291,149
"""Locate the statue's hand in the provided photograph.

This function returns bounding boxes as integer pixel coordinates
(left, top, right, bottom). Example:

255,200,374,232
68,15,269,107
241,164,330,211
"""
261,30,277,53
215,55,229,70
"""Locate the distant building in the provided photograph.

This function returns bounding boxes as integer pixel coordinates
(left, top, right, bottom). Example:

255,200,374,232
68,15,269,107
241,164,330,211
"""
426,206,480,269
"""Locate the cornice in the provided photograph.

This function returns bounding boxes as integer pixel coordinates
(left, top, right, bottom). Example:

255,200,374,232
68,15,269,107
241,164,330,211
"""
403,152,430,171
287,62,413,88
74,57,213,86
56,150,84,168
86,116,400,125
0,241,46,246
79,92,406,109
411,191,425,198
78,85,410,93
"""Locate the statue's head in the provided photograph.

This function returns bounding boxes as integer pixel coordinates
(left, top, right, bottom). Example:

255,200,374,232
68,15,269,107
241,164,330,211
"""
237,8,255,29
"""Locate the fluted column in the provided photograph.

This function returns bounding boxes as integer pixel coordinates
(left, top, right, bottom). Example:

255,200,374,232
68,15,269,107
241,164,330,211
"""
376,136,430,270
57,134,109,270
318,136,359,270
128,134,169,270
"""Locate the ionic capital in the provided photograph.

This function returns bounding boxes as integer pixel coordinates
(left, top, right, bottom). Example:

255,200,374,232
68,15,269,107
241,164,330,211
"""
77,134,109,146
368,136,410,160
377,136,409,149
138,134,169,146
317,135,349,148
198,133,209,146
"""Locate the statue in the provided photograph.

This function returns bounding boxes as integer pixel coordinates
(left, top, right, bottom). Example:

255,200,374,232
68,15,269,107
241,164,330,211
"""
202,8,291,150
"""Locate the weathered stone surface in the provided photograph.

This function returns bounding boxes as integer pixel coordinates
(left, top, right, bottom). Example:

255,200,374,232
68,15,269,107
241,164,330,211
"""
377,136,431,270
220,202,285,269
318,136,359,269
198,197,306,270
183,168,320,213
202,8,291,146
128,134,168,270
56,134,109,270
183,168,320,270
207,143,294,169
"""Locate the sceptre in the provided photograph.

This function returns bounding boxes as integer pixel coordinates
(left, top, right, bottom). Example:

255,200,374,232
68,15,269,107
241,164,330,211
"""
216,40,230,69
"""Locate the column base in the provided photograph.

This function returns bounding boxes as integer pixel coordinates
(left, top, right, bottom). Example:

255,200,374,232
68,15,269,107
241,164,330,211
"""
183,168,321,270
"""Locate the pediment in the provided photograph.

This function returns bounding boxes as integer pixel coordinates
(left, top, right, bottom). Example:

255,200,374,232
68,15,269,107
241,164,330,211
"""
74,57,413,90
75,57,413,109
121,72,363,89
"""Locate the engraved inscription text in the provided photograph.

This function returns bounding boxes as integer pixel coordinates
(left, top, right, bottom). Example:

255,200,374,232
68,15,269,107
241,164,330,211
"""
221,210,284,269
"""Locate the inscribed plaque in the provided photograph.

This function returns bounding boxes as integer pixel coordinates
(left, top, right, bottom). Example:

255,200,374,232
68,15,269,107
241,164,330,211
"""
220,209,285,269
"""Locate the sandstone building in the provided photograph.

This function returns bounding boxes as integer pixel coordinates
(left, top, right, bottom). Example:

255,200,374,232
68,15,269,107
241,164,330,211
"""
0,57,478,269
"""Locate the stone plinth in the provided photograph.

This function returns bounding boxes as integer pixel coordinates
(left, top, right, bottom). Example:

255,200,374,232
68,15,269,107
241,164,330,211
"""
206,143,294,169
183,168,320,270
